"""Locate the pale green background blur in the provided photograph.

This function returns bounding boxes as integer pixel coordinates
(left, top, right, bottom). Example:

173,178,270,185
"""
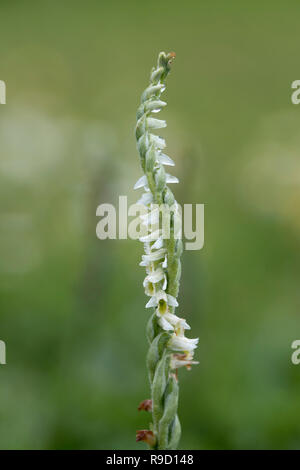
0,0,300,449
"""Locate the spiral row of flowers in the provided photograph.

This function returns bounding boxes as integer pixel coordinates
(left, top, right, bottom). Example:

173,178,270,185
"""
134,52,198,450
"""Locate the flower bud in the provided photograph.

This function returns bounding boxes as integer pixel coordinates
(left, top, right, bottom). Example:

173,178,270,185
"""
145,144,156,172
163,187,175,206
135,114,146,140
137,100,166,120
155,165,166,191
150,66,164,83
137,131,148,156
158,51,167,68
147,117,167,130
145,100,167,113
141,84,165,103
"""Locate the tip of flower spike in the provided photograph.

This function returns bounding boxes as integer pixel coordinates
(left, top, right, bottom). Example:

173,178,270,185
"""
168,52,176,60
158,51,176,66
157,52,176,81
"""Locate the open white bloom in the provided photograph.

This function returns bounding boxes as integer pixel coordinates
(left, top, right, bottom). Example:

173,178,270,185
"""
144,290,189,332
158,314,190,332
139,248,166,266
143,268,167,295
168,334,199,353
145,268,165,283
145,290,177,313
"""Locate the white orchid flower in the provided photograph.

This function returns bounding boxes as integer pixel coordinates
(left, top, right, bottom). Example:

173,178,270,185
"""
145,290,177,313
158,313,190,331
168,334,199,353
139,248,167,267
143,269,167,296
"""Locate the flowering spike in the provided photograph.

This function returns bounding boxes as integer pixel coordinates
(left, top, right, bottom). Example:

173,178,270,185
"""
134,51,198,450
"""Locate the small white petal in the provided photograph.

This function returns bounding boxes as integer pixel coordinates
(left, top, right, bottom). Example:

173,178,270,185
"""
167,294,178,307
145,297,158,308
150,134,166,149
142,248,166,263
159,153,175,166
169,335,199,352
151,237,164,250
162,255,168,269
154,290,168,302
141,84,165,102
147,118,167,130
146,269,165,283
134,175,148,190
163,313,190,331
139,259,149,267
162,276,167,291
164,313,180,323
144,99,167,113
178,318,191,330
166,174,179,184
139,230,161,242
158,316,174,331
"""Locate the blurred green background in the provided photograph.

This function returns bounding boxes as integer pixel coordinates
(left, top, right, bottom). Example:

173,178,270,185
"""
0,0,300,449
